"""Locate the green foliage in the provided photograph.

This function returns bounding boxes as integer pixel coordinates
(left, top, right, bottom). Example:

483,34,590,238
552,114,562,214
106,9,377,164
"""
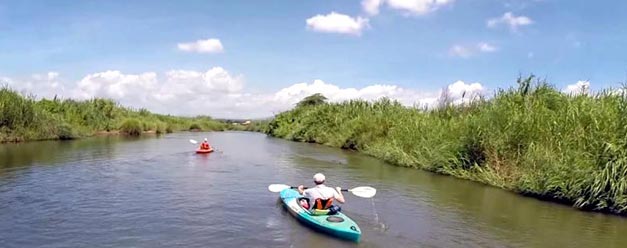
297,93,328,107
189,123,202,130
266,76,627,215
119,118,143,136
56,122,76,140
0,87,227,142
0,87,36,130
155,121,166,135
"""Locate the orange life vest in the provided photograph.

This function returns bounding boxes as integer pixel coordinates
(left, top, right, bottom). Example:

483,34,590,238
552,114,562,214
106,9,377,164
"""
313,198,334,210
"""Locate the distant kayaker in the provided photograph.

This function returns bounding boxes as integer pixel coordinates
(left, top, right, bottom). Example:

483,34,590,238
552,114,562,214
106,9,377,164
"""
200,138,211,150
298,173,345,214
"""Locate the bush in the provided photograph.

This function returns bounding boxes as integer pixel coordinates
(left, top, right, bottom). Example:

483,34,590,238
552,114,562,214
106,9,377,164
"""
155,121,166,135
142,121,152,131
119,118,143,136
189,123,202,130
56,122,76,140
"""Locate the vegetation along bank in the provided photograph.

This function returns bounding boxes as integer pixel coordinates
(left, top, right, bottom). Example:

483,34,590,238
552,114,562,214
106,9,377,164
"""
265,76,627,216
0,87,226,142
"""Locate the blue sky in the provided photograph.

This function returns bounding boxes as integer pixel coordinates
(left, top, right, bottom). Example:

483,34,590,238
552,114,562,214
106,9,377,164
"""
0,0,626,118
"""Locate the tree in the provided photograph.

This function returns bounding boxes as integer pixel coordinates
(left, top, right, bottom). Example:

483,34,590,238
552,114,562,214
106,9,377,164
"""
297,93,327,107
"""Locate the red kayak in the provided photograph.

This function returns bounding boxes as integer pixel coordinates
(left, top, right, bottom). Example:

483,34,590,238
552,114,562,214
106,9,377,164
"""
196,148,214,154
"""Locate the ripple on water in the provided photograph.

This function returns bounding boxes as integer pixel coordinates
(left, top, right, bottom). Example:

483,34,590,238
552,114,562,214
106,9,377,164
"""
2,132,627,248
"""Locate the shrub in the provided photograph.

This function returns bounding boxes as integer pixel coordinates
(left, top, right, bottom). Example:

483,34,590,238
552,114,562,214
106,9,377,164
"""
56,122,76,140
189,123,202,130
119,118,143,136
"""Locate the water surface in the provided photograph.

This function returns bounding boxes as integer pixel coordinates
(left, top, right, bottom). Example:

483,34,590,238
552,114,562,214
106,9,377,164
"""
1,132,626,247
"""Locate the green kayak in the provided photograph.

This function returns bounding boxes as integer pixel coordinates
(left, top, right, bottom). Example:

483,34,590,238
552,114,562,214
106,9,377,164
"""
279,188,361,242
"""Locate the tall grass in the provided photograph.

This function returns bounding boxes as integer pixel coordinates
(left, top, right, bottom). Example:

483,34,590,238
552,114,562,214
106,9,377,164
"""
0,87,228,142
266,76,627,215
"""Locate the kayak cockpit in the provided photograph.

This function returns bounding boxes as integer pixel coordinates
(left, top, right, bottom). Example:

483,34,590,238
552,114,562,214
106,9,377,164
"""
279,188,361,242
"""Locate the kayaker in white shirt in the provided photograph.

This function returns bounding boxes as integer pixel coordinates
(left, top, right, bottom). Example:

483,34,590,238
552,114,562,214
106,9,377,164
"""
297,173,345,213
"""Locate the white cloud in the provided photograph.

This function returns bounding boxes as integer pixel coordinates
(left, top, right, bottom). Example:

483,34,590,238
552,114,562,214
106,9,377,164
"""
386,0,454,15
32,72,59,81
1,76,15,86
449,45,473,58
270,79,483,111
1,71,64,98
306,12,369,35
361,0,454,16
478,42,497,52
164,67,244,94
449,42,498,58
71,67,244,113
177,38,224,53
48,72,59,80
272,80,431,107
487,12,533,31
563,80,590,95
74,71,159,105
446,80,484,103
362,0,384,16
4,69,483,118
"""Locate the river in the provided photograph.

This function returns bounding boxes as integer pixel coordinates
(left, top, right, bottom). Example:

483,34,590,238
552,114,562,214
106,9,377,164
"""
1,132,626,247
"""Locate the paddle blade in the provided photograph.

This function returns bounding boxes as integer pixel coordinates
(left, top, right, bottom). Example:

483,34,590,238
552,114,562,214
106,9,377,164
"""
268,184,291,193
349,186,376,198
189,139,198,144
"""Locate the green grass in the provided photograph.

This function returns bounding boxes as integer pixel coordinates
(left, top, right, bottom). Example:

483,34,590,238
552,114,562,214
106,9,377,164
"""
266,76,627,215
0,86,228,142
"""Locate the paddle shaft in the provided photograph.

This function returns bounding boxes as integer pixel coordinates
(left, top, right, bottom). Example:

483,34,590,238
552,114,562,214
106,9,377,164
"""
291,186,349,192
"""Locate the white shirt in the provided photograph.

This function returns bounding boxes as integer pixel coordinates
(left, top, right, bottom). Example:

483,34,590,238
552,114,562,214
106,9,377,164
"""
303,184,339,201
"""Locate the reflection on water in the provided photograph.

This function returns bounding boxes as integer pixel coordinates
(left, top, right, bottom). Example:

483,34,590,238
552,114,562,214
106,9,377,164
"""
1,132,626,248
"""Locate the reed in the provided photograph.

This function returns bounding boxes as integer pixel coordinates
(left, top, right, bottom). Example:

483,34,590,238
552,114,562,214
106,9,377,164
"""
0,86,228,142
266,76,627,215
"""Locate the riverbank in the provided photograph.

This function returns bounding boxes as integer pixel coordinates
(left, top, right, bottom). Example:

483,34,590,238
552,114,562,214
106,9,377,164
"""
0,87,227,143
265,76,627,216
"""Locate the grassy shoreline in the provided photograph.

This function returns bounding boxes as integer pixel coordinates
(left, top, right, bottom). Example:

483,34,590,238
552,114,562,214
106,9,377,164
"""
0,87,228,143
265,76,627,216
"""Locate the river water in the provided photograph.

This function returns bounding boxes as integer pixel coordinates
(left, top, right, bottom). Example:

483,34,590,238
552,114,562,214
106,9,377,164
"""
1,132,626,248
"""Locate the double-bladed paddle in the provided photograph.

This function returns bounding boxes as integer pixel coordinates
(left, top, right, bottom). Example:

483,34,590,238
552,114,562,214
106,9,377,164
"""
189,139,221,153
268,184,376,198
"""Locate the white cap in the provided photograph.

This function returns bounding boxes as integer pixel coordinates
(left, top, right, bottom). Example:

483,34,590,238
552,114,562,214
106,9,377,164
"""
204,138,208,141
313,173,325,183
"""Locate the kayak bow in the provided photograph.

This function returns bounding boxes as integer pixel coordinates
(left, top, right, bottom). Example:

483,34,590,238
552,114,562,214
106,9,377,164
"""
195,148,214,154
279,188,361,242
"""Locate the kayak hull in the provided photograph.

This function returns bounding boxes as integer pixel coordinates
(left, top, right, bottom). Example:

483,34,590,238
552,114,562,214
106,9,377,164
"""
279,189,361,242
195,148,214,154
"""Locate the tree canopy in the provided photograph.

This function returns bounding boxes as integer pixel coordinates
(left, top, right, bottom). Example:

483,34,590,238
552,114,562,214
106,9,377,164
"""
297,93,327,107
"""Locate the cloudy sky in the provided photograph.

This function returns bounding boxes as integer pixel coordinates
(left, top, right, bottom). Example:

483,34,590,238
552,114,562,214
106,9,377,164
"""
0,0,625,118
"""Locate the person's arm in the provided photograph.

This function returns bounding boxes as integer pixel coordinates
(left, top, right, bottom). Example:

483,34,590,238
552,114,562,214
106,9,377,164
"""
297,185,305,195
334,187,345,203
